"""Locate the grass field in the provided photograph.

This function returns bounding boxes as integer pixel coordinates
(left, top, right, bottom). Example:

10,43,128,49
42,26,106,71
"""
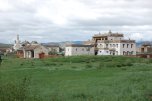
0,55,152,101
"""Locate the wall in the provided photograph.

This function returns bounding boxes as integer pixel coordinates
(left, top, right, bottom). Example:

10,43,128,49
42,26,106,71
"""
120,43,136,55
97,43,121,55
108,36,124,41
65,46,94,56
24,51,33,58
98,49,110,55
97,42,136,55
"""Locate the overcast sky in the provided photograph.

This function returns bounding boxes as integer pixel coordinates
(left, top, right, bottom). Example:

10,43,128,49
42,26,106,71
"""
0,0,152,43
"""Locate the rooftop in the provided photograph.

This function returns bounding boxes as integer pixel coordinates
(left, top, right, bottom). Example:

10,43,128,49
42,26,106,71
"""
93,30,124,38
66,44,94,47
97,40,135,43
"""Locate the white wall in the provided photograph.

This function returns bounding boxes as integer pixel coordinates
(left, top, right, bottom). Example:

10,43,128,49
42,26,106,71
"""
24,51,32,58
108,36,123,41
65,46,94,56
98,49,110,55
97,42,136,55
120,43,136,55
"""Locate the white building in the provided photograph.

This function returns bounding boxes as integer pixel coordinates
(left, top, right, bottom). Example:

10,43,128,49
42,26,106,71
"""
13,34,22,51
65,44,94,56
92,31,136,55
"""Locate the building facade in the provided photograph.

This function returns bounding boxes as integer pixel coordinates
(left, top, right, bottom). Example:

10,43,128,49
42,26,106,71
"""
17,45,49,59
92,30,136,55
136,43,152,58
65,44,94,56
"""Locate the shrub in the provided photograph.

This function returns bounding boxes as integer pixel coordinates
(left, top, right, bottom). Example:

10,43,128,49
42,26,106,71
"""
0,77,30,101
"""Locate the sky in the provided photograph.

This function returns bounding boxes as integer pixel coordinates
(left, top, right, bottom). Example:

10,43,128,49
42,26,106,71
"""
0,0,152,43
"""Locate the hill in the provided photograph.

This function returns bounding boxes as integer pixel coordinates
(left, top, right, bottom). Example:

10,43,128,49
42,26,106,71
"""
0,43,12,48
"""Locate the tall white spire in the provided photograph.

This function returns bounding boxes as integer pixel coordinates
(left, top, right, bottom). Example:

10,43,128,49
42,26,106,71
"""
17,34,19,41
13,34,21,51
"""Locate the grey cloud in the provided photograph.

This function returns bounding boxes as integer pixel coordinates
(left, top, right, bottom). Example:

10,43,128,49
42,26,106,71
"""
0,0,152,43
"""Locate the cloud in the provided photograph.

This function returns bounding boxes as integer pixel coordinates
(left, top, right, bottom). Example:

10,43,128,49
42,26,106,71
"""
0,0,152,43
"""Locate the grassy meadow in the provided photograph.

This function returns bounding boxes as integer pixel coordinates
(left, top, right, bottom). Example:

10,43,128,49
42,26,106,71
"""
0,55,152,101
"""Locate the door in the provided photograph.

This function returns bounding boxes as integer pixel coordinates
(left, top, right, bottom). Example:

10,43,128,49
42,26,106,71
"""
39,52,45,59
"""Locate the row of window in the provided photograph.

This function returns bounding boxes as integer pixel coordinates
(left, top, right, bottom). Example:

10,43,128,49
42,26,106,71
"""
99,44,119,48
99,43,134,48
123,44,134,48
123,51,134,55
67,48,90,51
99,51,118,55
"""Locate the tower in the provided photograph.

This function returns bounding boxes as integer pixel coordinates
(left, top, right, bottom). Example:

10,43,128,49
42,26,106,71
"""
13,34,21,51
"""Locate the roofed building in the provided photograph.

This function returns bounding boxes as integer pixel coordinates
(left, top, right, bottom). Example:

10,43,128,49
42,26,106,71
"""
91,30,136,55
17,45,49,59
136,42,152,58
65,44,94,56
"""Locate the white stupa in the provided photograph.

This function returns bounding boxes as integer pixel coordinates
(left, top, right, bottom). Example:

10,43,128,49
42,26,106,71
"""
13,34,22,51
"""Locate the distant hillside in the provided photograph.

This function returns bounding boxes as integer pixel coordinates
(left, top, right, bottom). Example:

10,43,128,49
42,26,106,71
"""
0,43,12,48
42,41,84,48
42,41,84,45
136,41,152,47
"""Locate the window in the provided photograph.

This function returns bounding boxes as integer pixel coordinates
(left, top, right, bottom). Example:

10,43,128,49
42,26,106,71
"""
82,48,84,51
123,44,125,48
131,44,133,48
76,48,77,51
123,51,126,55
116,44,118,48
113,44,115,47
106,44,108,48
127,44,129,48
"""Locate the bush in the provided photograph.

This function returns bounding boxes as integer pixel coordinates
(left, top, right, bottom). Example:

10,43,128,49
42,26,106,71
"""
0,77,30,101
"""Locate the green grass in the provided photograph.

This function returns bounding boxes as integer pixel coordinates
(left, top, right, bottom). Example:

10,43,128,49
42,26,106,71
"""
0,55,152,101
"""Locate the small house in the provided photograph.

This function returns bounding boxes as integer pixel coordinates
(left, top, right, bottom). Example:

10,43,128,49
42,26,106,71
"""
17,45,49,59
